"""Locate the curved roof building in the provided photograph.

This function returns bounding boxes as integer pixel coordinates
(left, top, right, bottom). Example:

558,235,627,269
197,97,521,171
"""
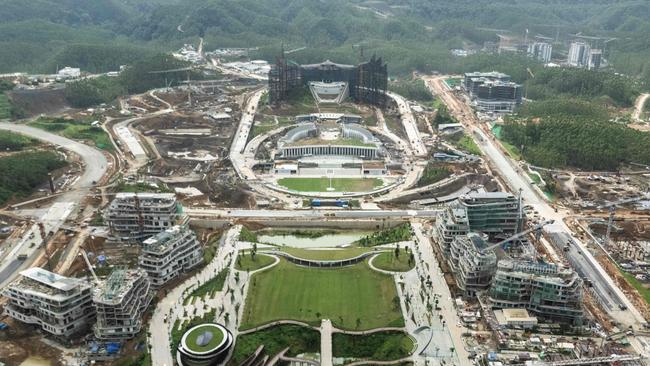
176,323,233,366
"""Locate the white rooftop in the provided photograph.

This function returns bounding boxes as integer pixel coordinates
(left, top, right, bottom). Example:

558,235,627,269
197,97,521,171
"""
20,267,81,292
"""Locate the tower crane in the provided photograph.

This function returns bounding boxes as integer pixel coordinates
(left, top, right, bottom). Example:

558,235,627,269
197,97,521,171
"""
479,220,555,254
596,192,650,246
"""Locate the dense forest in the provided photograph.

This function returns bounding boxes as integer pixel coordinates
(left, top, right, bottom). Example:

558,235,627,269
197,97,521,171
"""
501,99,650,171
0,0,648,87
0,151,67,205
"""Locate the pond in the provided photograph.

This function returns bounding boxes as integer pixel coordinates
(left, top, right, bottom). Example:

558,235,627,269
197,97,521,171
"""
257,230,371,248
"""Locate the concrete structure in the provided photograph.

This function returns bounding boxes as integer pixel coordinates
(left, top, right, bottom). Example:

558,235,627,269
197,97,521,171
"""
450,232,497,297
2,268,95,338
57,67,81,79
567,42,590,67
528,42,553,63
176,323,234,366
463,72,521,113
588,49,602,70
309,81,349,104
278,121,381,159
432,202,470,255
140,225,203,287
458,191,523,239
93,268,153,341
105,193,185,241
494,308,538,329
489,260,584,325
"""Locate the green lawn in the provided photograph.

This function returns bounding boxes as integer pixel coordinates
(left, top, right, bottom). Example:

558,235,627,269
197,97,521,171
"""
372,251,415,272
333,331,414,360
277,177,383,192
281,247,373,260
457,134,482,155
250,117,293,139
236,252,275,271
241,259,404,330
28,118,114,151
184,324,224,352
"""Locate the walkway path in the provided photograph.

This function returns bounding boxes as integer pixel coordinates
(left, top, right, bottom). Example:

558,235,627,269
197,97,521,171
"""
149,225,240,366
320,319,333,366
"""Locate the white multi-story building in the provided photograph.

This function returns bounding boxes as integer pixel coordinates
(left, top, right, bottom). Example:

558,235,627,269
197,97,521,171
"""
105,192,186,241
450,233,497,297
140,225,203,287
2,268,95,338
93,268,153,341
432,202,470,256
588,49,602,70
567,41,590,67
528,42,553,63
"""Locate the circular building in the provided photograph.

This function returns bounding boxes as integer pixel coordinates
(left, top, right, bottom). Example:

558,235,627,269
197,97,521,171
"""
176,323,233,366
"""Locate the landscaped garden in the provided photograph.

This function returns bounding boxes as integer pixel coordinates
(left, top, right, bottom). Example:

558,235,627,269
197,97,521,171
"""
240,259,404,330
277,177,383,192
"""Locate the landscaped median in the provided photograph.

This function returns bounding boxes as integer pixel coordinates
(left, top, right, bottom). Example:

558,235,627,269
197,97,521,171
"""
28,117,114,151
277,177,383,192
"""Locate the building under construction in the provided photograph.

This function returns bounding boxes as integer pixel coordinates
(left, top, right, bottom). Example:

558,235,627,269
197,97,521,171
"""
489,260,584,325
93,268,153,341
269,54,388,107
140,225,203,287
450,233,497,297
2,267,95,338
105,193,186,241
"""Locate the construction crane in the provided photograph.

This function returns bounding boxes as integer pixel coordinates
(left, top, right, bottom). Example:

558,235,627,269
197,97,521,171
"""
480,220,555,253
596,192,650,246
81,248,99,284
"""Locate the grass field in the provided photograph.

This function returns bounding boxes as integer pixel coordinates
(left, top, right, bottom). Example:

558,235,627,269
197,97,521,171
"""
0,130,35,150
281,247,373,260
185,324,224,352
277,177,383,192
28,118,114,151
184,268,229,304
372,251,414,272
0,94,11,119
241,259,403,330
236,252,275,271
457,134,482,155
250,117,293,139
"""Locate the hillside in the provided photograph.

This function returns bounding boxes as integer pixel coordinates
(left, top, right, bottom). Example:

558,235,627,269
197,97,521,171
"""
0,0,648,83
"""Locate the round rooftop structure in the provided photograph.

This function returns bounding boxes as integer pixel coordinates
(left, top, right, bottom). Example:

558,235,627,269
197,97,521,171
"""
176,323,233,366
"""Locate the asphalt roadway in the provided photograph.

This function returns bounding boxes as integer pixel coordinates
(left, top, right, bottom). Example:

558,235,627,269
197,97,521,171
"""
0,122,108,288
186,208,441,219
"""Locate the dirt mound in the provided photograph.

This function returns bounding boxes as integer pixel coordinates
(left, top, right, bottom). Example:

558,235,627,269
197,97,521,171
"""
8,88,69,118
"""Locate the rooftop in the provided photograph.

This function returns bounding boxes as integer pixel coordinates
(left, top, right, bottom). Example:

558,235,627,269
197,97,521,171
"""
285,137,376,148
142,225,185,253
20,267,83,292
94,268,147,305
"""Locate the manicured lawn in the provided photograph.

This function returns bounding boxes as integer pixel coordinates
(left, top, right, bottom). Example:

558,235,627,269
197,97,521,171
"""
231,325,320,365
281,247,373,260
372,251,414,272
185,324,224,352
28,118,114,151
241,259,404,330
457,134,482,155
333,331,414,360
277,177,382,192
236,252,275,271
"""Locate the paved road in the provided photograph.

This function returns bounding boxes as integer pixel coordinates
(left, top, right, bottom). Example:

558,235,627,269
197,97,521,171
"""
0,122,108,288
186,208,441,219
424,76,647,329
633,93,649,122
386,91,428,157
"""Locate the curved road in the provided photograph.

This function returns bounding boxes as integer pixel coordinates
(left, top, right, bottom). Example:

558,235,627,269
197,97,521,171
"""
633,93,649,122
0,122,108,288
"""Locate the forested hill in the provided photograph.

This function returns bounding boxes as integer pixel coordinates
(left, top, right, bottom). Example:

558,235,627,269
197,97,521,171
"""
0,0,649,84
